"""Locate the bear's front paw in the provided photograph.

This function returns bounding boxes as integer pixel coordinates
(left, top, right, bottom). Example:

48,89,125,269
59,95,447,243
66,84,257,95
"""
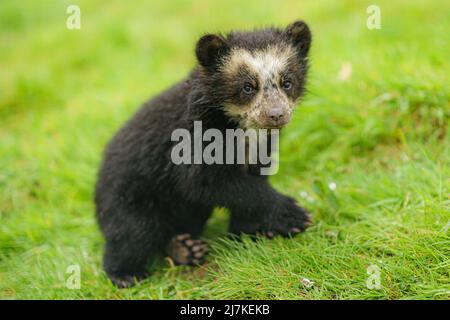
166,234,209,266
262,198,312,238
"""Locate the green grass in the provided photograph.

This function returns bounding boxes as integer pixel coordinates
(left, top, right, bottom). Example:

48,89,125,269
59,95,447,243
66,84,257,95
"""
0,0,449,299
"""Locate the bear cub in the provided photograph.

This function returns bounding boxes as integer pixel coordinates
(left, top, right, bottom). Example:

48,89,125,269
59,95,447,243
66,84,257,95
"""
95,21,312,288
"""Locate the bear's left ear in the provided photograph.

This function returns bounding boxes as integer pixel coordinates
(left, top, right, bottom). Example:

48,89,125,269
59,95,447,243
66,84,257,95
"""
196,34,229,68
285,20,312,56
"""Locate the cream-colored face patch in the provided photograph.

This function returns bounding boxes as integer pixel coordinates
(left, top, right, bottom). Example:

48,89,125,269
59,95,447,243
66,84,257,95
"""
222,46,296,82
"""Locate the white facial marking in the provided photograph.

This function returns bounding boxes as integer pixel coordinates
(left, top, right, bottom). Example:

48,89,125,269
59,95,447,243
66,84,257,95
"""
223,46,296,84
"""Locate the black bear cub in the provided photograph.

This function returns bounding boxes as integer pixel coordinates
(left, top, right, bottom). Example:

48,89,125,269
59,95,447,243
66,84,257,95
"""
95,21,312,288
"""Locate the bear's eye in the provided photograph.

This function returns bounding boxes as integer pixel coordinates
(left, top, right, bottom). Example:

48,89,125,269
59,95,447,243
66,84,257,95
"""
282,79,292,90
242,83,255,95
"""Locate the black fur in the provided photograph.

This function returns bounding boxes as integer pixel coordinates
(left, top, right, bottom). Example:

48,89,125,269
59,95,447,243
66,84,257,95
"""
95,21,312,288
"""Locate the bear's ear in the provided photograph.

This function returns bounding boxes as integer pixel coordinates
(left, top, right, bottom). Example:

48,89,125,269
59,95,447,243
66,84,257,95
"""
196,34,229,68
285,20,311,56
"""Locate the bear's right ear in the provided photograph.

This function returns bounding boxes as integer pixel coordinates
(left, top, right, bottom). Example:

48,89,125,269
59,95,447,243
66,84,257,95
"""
196,34,229,68
285,20,312,57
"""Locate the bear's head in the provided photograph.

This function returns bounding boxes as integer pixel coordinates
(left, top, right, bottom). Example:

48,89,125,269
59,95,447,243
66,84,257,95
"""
195,21,311,130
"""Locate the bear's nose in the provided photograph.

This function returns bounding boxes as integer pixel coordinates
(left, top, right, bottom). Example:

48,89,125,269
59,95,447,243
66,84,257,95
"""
267,108,285,125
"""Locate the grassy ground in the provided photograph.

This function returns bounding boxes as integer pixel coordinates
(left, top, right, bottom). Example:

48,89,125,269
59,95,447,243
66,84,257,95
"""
0,0,449,299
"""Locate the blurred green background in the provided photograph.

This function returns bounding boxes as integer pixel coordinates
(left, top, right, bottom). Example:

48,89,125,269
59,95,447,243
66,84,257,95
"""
0,0,449,299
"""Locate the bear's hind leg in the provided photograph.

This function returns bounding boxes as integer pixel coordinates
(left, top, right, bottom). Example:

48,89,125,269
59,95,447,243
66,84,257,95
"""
165,205,212,266
101,212,168,288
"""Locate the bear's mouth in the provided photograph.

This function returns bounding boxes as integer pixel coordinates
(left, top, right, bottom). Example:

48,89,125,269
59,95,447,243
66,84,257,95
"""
248,116,291,130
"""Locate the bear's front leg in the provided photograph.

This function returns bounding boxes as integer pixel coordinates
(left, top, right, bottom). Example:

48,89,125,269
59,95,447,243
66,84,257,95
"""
182,165,312,238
